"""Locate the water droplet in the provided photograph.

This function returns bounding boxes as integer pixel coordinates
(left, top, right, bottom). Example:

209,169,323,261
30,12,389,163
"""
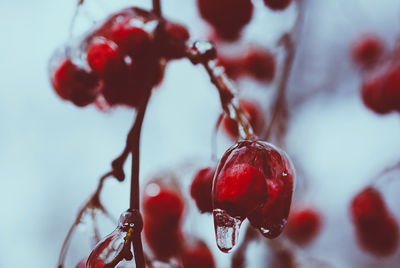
213,209,243,253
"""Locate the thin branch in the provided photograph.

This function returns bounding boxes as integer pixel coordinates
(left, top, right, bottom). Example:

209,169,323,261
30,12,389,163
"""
152,0,162,17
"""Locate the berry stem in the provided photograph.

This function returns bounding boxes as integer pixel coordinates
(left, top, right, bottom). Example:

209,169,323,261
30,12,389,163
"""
129,90,151,268
263,0,305,144
152,0,162,17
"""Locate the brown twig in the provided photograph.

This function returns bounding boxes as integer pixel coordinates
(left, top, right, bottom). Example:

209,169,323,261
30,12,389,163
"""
263,0,306,145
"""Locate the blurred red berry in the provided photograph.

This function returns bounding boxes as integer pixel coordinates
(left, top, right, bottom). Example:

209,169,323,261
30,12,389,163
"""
143,181,185,260
244,48,276,82
197,0,253,40
190,167,216,213
222,100,265,139
159,22,190,59
352,35,384,69
181,239,216,268
218,56,243,79
361,62,400,114
285,208,321,245
51,58,100,107
351,187,399,257
264,0,292,11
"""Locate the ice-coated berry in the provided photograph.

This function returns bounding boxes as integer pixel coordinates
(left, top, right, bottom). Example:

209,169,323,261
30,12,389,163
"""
213,140,294,251
352,35,384,69
361,61,400,114
86,37,120,75
181,238,216,268
222,100,265,139
285,208,321,245
190,166,216,213
351,187,399,257
75,258,86,268
264,0,292,11
51,58,100,107
197,0,253,40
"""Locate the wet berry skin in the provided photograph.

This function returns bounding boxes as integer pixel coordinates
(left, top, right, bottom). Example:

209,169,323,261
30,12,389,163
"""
351,187,399,257
285,208,321,245
352,35,384,69
222,100,265,139
213,140,294,233
51,59,99,107
158,21,190,59
190,167,216,213
86,37,120,75
181,239,216,268
263,0,292,10
197,0,253,40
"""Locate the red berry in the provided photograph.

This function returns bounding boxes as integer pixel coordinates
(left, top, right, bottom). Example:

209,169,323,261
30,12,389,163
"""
263,0,292,11
197,0,253,40
181,239,216,268
222,100,265,139
351,187,399,257
50,58,100,107
108,16,151,57
158,21,190,59
214,140,293,224
361,62,400,114
143,181,185,260
190,167,216,213
244,48,276,82
285,208,321,245
86,37,119,75
144,218,183,260
218,56,243,79
214,162,267,217
352,35,384,69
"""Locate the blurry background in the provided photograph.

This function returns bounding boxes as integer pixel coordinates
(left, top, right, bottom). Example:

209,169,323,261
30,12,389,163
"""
1,0,400,267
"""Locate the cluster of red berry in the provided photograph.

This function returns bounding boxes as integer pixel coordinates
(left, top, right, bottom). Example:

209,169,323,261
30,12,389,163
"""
51,7,189,109
352,35,400,114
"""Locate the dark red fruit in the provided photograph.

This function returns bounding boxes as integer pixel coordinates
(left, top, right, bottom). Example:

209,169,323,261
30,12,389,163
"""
158,21,190,59
244,48,276,82
181,239,216,268
51,58,100,107
213,140,294,230
351,187,399,257
143,181,184,260
263,0,292,10
197,0,253,40
218,56,243,79
222,100,265,139
285,208,321,245
361,62,400,114
190,167,216,213
352,35,384,69
86,37,119,75
108,16,151,57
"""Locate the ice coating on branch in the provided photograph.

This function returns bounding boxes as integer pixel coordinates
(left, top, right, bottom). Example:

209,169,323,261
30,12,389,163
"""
86,209,142,267
213,209,243,253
